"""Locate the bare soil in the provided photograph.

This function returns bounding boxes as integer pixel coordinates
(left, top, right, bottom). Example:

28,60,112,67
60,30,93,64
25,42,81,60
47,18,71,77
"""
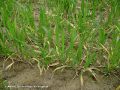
0,59,120,90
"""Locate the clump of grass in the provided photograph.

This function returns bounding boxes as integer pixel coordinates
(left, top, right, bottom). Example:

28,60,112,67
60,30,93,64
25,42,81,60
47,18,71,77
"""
0,0,120,74
0,78,9,90
0,71,9,90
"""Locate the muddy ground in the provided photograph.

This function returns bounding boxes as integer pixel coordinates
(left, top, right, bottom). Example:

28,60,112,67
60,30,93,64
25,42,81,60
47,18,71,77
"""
0,58,120,90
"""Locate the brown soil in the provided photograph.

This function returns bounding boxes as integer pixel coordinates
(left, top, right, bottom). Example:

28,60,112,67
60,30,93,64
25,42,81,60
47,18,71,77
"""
0,59,120,90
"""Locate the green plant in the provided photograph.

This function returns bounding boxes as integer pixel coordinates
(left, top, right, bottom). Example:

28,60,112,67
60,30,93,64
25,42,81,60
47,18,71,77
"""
0,0,119,74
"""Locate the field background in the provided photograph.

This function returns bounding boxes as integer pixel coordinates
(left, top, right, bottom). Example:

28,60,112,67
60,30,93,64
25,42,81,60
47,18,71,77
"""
0,0,120,90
